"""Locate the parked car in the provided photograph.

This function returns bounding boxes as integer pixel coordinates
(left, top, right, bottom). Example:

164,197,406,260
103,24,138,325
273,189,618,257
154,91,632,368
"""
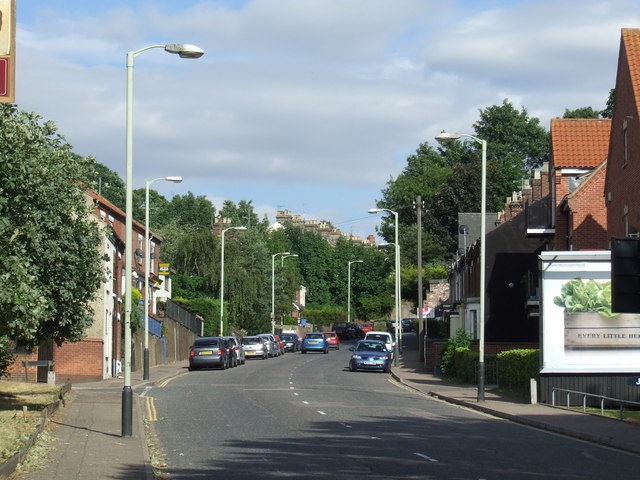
364,331,395,357
241,336,268,359
358,322,375,334
258,333,280,357
223,336,245,365
189,337,230,371
301,332,329,354
324,331,340,350
274,334,286,355
331,322,355,339
402,318,416,332
348,339,391,373
280,333,302,352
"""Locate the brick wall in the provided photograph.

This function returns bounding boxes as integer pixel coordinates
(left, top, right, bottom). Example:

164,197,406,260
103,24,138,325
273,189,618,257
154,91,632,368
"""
4,350,39,382
567,162,608,250
52,338,104,382
606,31,640,238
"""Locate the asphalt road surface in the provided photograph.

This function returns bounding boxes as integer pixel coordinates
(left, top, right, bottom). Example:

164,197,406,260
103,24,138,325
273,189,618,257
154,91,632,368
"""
148,335,640,479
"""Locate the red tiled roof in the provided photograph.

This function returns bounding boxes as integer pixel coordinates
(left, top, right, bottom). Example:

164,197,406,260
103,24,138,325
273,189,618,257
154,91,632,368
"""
550,118,611,168
622,28,640,115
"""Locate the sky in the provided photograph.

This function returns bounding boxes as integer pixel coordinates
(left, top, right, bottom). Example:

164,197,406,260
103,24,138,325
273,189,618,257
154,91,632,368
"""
13,0,640,239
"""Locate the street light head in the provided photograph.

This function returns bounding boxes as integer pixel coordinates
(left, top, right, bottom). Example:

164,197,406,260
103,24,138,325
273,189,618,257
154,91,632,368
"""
233,226,248,231
368,208,381,214
165,176,183,183
435,131,462,144
164,44,205,59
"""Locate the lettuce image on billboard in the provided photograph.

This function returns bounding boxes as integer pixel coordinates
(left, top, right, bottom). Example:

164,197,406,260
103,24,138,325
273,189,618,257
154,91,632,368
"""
554,278,640,349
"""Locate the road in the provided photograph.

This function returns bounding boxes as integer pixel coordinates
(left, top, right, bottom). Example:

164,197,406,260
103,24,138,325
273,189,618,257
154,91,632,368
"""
147,335,639,479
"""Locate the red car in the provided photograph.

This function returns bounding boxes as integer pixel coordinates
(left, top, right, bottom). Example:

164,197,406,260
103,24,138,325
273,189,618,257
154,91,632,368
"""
359,322,374,334
324,331,340,350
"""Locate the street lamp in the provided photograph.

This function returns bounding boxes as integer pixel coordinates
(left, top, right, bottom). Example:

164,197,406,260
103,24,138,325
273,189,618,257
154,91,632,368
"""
436,131,487,402
368,208,400,366
143,176,182,381
271,252,298,333
123,42,203,437
220,226,247,336
347,260,364,323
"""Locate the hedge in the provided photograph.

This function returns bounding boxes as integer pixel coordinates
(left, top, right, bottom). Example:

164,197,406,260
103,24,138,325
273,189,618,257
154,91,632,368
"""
445,348,539,388
496,349,540,389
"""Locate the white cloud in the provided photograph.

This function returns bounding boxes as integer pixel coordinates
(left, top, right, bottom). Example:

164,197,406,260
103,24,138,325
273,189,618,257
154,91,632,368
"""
14,0,637,238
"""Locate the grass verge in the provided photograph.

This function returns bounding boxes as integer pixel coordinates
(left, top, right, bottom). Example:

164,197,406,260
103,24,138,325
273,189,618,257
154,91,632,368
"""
0,381,62,464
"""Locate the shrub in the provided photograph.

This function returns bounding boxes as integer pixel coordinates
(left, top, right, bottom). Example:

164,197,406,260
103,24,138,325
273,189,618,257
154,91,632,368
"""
440,328,471,375
496,349,540,389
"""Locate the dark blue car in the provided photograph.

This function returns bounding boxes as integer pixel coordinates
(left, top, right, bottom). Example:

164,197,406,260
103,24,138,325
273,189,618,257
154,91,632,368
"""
348,339,391,372
301,332,329,354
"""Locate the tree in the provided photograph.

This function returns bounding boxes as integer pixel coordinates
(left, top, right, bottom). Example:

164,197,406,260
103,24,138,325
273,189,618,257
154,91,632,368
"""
601,88,616,118
219,199,263,230
473,99,549,170
164,192,216,233
563,107,601,119
0,105,105,374
76,155,126,210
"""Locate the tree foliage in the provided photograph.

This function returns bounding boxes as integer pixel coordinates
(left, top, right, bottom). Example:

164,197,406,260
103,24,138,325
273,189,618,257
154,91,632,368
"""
0,105,105,373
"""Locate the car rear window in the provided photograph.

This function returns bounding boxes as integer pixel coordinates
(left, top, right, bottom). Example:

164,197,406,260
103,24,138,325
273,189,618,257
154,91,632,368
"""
194,338,219,347
367,334,389,342
242,337,261,345
306,333,323,339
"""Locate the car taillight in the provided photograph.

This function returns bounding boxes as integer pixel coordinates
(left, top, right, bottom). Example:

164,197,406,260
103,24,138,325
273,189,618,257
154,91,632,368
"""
190,349,196,358
218,348,224,356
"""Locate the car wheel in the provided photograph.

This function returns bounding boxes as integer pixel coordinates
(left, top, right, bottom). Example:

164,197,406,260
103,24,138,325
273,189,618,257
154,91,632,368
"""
385,362,391,373
349,362,356,372
336,345,340,350
324,348,329,354
188,365,194,372
301,349,306,354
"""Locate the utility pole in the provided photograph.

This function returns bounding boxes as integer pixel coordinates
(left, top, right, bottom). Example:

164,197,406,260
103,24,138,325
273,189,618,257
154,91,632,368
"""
414,196,425,362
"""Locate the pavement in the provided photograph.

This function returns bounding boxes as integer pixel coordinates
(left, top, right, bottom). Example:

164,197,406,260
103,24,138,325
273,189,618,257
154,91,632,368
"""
10,342,640,479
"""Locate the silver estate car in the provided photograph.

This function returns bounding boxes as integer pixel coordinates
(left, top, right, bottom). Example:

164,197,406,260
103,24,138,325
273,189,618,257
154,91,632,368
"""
242,336,268,359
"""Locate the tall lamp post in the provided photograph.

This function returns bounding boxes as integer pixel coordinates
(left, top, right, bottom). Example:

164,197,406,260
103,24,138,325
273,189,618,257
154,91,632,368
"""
123,43,203,437
347,260,364,323
220,226,247,336
271,252,298,333
436,131,487,402
143,176,182,381
368,208,400,366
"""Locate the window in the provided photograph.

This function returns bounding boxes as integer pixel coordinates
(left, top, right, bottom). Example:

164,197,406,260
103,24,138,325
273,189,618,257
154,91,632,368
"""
623,118,629,166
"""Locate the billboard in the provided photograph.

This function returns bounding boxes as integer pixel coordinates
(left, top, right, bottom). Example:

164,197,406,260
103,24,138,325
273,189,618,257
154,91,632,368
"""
540,251,640,374
0,0,14,102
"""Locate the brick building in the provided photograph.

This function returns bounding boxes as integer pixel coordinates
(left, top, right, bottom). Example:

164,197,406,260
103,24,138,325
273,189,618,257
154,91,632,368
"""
549,118,611,251
605,28,640,238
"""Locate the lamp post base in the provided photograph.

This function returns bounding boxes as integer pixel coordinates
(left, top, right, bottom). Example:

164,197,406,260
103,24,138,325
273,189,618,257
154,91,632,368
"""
143,348,150,380
477,361,486,402
122,386,133,437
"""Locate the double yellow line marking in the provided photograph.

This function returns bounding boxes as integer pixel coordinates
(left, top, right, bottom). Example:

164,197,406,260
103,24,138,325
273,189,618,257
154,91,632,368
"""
144,395,157,421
